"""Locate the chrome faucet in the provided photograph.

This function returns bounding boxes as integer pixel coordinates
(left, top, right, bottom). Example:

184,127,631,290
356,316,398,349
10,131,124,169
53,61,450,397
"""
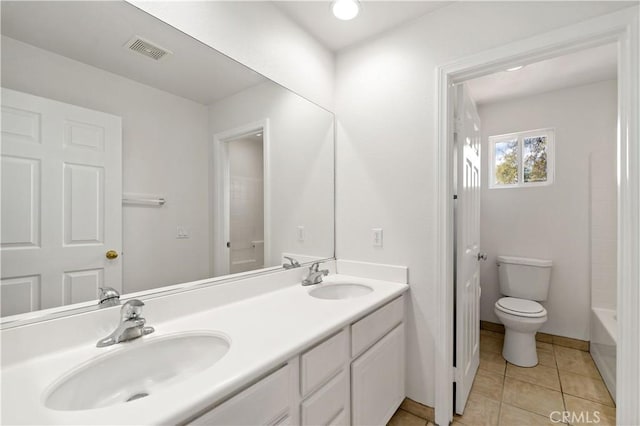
283,256,300,269
96,299,155,348
302,262,329,286
98,287,120,307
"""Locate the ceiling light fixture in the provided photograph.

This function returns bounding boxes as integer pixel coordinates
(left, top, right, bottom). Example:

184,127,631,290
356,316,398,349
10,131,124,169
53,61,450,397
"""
332,0,360,21
506,65,524,72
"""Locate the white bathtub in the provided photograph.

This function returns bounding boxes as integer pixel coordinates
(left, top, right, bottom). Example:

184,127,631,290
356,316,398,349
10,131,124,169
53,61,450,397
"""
591,307,616,402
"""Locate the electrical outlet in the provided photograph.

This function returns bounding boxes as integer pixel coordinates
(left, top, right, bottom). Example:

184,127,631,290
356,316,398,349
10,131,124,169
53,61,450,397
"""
372,228,383,247
297,226,305,242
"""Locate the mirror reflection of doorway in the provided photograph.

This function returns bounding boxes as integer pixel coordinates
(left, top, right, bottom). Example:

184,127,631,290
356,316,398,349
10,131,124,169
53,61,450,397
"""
227,132,264,274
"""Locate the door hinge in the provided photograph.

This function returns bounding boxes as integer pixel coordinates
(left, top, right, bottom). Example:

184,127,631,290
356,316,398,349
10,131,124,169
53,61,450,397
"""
452,367,460,383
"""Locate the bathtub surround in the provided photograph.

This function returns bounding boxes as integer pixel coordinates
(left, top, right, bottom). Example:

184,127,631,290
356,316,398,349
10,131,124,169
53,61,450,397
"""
478,80,617,341
590,148,617,311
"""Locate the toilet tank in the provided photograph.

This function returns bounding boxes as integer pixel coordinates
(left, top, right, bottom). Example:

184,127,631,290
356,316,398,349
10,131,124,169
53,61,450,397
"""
497,256,552,301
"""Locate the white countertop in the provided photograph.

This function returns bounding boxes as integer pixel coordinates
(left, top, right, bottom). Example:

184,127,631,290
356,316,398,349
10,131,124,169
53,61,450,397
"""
1,274,408,425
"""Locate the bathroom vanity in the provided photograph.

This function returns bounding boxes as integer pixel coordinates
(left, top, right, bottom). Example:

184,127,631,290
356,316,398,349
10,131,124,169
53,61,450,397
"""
0,265,408,425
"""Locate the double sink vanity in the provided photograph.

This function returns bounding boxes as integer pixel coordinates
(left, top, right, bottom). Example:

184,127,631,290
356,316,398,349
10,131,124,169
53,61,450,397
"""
1,261,409,425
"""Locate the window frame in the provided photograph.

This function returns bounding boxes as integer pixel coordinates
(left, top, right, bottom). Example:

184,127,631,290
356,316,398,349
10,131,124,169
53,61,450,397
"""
488,127,555,189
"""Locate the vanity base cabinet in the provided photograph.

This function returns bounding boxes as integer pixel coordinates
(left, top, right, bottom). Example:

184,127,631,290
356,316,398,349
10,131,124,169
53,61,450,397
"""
351,323,405,426
186,295,405,426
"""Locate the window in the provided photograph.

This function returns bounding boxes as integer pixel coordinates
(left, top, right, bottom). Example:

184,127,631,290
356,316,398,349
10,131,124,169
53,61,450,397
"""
488,128,554,188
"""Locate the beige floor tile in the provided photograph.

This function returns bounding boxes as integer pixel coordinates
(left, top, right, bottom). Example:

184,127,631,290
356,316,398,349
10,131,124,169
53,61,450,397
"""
387,409,427,426
453,392,500,426
502,376,565,417
499,403,557,425
480,350,507,375
481,335,505,354
481,329,505,340
536,341,554,353
471,369,504,401
537,348,557,368
559,371,615,407
563,394,616,426
400,398,434,421
506,363,561,391
554,346,601,379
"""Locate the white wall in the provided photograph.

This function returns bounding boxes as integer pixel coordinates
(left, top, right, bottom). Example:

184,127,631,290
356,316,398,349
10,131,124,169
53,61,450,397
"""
128,0,335,111
1,36,211,294
209,81,335,270
478,80,617,340
334,2,631,407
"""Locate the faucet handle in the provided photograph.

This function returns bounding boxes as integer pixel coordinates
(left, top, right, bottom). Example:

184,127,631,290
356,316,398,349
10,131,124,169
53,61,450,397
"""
309,261,321,272
283,256,300,269
98,287,120,307
121,299,145,320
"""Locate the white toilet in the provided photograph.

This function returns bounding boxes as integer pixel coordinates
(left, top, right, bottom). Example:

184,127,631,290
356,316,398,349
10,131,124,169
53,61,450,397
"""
494,256,552,367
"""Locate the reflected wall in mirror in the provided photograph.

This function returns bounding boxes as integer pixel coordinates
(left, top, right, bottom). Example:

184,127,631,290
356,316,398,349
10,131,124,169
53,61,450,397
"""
0,1,334,321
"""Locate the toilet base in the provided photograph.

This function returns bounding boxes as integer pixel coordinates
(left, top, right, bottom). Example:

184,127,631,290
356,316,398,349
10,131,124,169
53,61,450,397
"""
503,329,538,367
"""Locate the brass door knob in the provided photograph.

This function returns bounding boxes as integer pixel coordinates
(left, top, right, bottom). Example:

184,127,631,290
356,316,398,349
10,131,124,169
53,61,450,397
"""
106,250,119,260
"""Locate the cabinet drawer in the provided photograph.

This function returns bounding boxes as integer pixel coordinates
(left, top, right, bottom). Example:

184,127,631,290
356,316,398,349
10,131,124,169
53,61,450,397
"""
351,296,404,357
189,365,290,425
301,371,347,426
300,330,347,396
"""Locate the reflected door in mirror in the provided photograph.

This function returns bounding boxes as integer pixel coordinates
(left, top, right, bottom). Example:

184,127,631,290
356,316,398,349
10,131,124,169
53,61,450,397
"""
1,88,122,316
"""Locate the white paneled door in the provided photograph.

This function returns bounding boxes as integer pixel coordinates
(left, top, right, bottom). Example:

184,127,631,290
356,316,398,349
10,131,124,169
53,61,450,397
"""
454,84,482,414
1,88,122,316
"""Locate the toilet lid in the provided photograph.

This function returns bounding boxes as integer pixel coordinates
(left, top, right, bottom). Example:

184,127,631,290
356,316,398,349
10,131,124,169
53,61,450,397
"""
496,297,546,317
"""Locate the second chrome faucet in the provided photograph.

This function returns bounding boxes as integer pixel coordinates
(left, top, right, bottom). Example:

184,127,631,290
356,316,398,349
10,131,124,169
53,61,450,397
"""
96,299,155,348
302,262,329,286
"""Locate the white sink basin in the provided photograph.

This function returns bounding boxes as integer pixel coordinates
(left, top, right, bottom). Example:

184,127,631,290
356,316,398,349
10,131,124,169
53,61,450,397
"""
309,283,373,300
44,332,230,411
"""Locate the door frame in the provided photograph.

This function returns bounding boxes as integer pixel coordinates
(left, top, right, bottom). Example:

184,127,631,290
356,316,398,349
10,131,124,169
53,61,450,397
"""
435,8,639,426
212,119,271,276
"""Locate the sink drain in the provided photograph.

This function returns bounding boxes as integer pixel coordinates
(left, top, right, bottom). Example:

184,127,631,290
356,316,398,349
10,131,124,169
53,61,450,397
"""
126,392,149,402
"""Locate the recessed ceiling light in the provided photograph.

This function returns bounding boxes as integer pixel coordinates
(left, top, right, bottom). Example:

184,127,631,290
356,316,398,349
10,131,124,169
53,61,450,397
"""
332,0,360,21
506,65,524,72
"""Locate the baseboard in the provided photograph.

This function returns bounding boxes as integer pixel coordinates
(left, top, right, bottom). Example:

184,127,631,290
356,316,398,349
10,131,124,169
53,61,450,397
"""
480,320,590,352
400,398,435,422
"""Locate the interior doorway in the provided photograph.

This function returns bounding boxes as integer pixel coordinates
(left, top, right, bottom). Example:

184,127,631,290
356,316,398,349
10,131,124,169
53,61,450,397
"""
212,120,270,277
435,10,639,426
227,133,265,274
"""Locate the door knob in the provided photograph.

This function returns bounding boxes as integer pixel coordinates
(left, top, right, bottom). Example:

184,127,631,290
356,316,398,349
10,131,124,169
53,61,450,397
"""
106,250,119,260
477,252,488,261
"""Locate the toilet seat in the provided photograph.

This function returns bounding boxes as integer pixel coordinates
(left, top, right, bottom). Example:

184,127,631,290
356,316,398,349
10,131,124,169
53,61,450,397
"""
495,297,546,318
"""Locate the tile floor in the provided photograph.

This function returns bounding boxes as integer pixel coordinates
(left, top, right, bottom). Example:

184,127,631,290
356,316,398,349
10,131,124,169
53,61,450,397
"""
387,330,615,426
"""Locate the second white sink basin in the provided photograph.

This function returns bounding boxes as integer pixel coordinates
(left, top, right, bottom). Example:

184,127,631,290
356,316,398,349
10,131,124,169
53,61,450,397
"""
44,332,230,411
309,283,373,300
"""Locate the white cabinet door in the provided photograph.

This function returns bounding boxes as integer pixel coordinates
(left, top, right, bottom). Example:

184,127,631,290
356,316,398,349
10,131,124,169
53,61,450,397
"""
1,88,122,315
351,324,405,426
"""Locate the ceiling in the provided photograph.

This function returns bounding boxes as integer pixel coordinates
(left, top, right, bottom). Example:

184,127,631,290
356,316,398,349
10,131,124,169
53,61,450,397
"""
466,43,618,105
1,1,266,105
273,1,448,51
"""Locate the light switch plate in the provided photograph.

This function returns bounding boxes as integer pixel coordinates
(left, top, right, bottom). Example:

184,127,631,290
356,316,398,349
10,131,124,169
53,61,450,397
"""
297,226,305,242
372,228,383,247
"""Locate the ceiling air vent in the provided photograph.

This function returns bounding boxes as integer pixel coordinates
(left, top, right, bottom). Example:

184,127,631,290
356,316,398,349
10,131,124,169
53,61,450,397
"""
125,36,172,61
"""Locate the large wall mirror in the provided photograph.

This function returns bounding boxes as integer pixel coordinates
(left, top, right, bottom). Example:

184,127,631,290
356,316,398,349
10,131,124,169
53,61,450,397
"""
0,1,334,325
